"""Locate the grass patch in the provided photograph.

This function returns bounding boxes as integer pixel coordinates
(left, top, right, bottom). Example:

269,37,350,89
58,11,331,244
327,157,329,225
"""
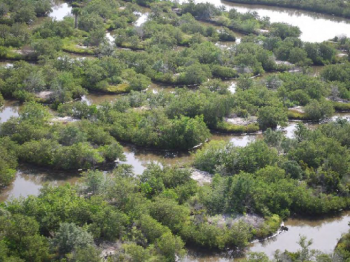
106,83,131,94
333,102,350,112
214,121,259,134
62,37,95,55
116,42,145,51
288,109,310,120
254,214,282,239
0,47,36,61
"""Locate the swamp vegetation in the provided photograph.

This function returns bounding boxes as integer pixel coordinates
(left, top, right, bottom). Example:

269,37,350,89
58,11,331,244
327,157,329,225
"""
0,0,350,261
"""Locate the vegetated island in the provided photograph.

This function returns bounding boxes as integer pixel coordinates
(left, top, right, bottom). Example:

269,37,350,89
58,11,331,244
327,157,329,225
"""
0,0,350,261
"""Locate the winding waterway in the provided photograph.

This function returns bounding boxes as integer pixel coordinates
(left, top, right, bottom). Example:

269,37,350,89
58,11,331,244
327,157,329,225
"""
1,101,349,259
1,0,350,258
0,147,192,202
178,0,350,42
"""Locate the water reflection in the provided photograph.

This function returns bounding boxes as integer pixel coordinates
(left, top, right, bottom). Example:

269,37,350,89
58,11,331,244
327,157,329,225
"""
147,82,177,93
332,112,350,121
49,3,72,21
184,212,350,261
0,101,20,123
183,252,232,262
106,32,115,45
211,133,260,147
178,0,350,42
0,167,79,202
121,146,193,175
249,212,350,257
0,146,192,202
81,94,119,105
81,83,176,105
282,112,350,138
134,12,149,26
228,81,236,94
309,65,324,76
215,42,235,50
0,61,13,68
282,122,298,138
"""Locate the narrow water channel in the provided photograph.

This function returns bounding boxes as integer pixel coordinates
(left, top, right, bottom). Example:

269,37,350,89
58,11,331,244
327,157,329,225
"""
1,110,349,259
1,0,350,259
0,145,192,202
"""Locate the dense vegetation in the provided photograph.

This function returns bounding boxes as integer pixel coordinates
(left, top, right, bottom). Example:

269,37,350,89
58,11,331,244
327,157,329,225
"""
226,0,350,19
0,164,282,261
336,229,350,261
1,119,350,260
0,0,346,106
58,87,227,148
0,59,151,104
1,63,350,181
194,121,350,218
0,102,125,174
0,0,350,261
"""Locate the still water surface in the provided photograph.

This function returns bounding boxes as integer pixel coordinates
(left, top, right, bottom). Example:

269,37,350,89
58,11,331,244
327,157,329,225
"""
0,61,13,68
178,0,350,42
183,212,350,261
0,110,349,259
0,167,79,202
1,0,349,258
135,12,149,26
49,2,72,21
0,101,20,123
1,3,350,246
49,0,350,42
250,212,350,257
0,145,193,201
